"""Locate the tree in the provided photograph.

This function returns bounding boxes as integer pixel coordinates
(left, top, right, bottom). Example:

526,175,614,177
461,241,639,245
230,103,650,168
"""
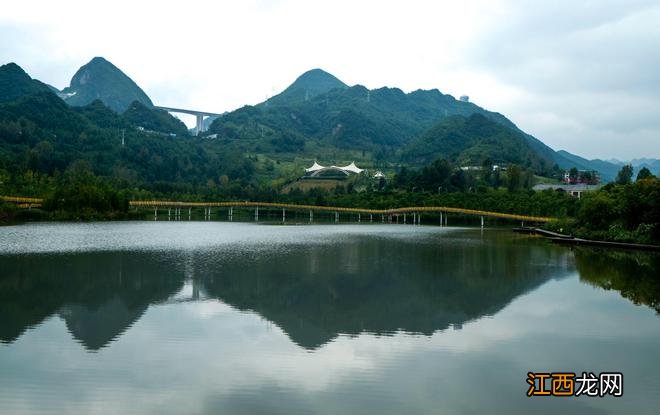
569,167,578,183
507,165,522,192
616,164,633,185
481,157,493,184
636,167,655,181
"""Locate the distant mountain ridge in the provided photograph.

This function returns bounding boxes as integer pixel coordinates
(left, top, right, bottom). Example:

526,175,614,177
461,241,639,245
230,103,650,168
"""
59,57,153,113
605,157,660,176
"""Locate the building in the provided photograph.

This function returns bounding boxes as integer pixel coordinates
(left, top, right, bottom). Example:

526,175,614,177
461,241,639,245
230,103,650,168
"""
563,169,599,185
532,183,601,199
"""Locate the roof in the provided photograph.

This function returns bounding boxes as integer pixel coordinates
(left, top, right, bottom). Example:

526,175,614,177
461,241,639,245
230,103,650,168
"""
305,161,325,173
304,161,364,174
337,162,364,174
532,184,601,191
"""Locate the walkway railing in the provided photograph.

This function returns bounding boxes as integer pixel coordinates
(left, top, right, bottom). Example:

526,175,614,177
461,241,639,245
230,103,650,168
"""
1,196,554,223
129,200,553,222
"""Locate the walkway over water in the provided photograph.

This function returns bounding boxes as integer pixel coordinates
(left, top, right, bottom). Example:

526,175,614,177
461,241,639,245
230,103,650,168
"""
130,200,553,223
1,196,554,223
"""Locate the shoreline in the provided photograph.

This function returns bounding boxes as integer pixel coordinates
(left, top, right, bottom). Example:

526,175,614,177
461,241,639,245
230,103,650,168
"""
513,227,660,252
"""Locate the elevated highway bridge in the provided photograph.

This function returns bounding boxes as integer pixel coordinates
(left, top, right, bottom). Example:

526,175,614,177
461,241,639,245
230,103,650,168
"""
154,106,222,135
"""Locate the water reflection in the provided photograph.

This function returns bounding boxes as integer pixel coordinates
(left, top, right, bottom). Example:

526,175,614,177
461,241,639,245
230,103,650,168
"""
0,253,185,350
575,247,660,314
0,229,577,350
2,224,660,414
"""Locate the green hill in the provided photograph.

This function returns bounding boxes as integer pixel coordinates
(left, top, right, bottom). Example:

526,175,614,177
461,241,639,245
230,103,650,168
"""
0,62,625,200
210,68,623,179
403,114,553,170
123,101,189,137
60,57,153,113
264,68,348,107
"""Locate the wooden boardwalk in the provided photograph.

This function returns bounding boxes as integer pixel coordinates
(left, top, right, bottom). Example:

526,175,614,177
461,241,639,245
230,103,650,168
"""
2,196,554,223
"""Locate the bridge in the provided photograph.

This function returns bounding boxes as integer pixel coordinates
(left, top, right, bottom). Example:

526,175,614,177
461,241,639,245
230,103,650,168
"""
2,196,551,225
154,106,223,135
129,200,552,225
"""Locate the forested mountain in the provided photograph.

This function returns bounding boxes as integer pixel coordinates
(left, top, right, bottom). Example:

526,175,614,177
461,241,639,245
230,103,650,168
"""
209,68,614,177
123,101,189,136
404,114,553,171
211,80,524,151
264,68,347,107
59,57,153,112
0,63,52,104
0,60,626,198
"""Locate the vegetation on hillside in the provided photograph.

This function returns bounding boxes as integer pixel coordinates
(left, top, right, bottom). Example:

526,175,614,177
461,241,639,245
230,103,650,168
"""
0,62,657,245
60,57,154,112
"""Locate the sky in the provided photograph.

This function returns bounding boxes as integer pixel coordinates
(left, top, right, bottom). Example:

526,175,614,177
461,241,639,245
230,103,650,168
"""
1,0,658,160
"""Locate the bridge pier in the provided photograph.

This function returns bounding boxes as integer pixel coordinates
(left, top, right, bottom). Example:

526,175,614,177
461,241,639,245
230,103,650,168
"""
370,214,373,223
255,207,259,221
229,207,233,221
334,211,339,223
188,208,191,221
194,114,204,136
282,208,286,222
309,210,313,223
154,208,157,221
403,213,406,224
358,213,361,223
481,216,484,229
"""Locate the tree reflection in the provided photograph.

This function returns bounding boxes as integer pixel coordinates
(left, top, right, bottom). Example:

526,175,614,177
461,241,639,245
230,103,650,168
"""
575,247,660,313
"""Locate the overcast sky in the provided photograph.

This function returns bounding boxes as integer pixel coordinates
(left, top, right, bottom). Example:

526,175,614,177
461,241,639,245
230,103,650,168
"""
1,0,658,159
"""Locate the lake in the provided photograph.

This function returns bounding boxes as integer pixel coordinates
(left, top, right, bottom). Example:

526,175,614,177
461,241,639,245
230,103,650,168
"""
1,222,659,414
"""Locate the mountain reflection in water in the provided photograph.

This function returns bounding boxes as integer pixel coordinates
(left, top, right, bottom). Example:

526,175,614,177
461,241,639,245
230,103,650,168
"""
0,228,586,351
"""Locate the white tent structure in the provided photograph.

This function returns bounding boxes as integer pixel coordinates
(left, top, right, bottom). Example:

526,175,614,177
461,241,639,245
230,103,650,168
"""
336,162,364,174
304,161,365,177
305,161,325,173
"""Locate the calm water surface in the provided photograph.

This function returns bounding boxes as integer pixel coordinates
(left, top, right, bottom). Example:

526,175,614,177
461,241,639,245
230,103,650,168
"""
1,222,659,414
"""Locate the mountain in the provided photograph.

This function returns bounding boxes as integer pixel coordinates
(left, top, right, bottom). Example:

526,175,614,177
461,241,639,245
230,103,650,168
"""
637,160,660,176
210,69,565,174
264,68,348,107
60,57,153,113
210,68,635,180
607,158,660,177
0,63,52,104
212,76,527,148
555,150,620,182
404,114,554,170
